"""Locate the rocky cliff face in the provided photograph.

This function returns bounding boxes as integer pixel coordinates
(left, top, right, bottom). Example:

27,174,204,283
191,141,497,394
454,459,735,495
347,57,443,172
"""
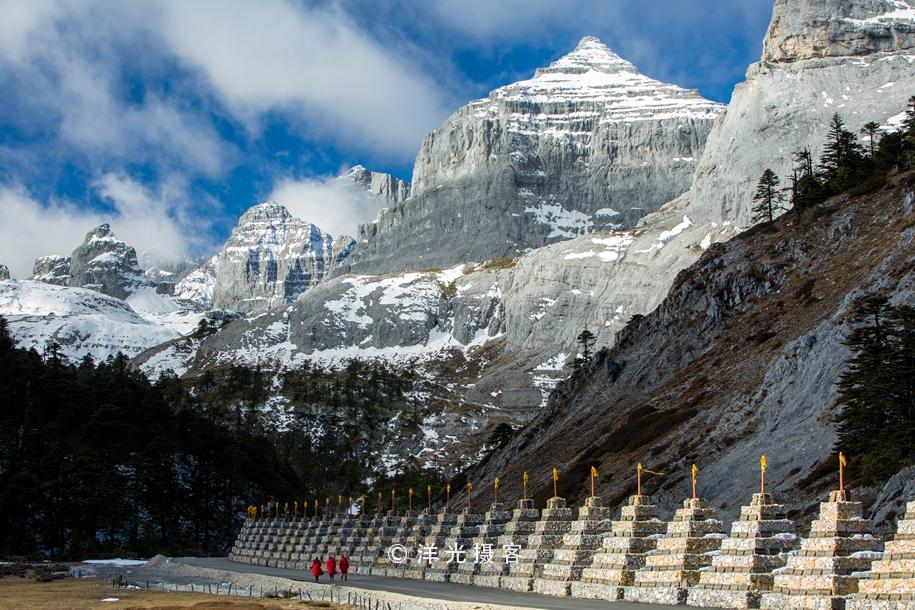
31,255,72,286
0,265,10,281
764,0,915,62
36,0,915,478
465,176,915,523
344,37,723,275
209,166,408,314
66,224,154,300
344,165,410,203
211,202,355,314
686,0,915,226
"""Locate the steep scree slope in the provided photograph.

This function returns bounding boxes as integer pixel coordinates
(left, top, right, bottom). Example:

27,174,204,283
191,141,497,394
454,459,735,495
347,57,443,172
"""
464,175,915,524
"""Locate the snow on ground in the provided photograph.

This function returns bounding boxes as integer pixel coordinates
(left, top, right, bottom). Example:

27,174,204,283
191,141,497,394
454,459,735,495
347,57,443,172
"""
82,559,148,566
523,200,592,239
126,287,206,336
531,352,571,407
634,215,694,254
562,233,634,262
0,280,179,362
173,255,218,308
845,1,915,26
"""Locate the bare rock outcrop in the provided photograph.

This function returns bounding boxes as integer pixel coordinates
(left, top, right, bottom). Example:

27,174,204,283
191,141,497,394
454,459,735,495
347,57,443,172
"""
764,0,915,63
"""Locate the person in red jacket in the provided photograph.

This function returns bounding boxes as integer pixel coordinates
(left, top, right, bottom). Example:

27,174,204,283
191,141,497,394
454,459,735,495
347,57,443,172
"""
310,558,323,582
326,555,337,582
338,555,349,582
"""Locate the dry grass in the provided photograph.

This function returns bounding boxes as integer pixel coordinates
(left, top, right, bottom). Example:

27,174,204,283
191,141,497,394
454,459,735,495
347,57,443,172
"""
0,575,348,610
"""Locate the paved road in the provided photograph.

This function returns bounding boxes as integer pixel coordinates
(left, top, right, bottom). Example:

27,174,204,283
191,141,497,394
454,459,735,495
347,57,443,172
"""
178,557,699,610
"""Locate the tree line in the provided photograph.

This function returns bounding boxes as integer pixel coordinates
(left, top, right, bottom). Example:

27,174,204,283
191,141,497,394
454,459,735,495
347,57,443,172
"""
0,318,437,559
752,96,915,224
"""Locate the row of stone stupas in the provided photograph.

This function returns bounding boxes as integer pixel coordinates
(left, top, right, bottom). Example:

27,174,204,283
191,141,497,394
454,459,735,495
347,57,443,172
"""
230,488,915,609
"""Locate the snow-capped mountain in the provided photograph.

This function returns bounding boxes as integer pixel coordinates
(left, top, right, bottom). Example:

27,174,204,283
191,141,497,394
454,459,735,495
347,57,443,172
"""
31,224,155,300
0,265,10,281
133,0,915,462
208,166,410,314
173,255,218,309
7,0,915,479
15,223,210,353
210,202,355,314
0,279,180,361
344,36,724,275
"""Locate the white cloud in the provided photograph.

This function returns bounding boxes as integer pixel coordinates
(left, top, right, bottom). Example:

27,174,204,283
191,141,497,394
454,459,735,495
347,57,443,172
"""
0,188,104,279
268,175,387,239
428,0,571,44
157,0,451,159
0,0,452,166
0,2,234,177
0,175,214,279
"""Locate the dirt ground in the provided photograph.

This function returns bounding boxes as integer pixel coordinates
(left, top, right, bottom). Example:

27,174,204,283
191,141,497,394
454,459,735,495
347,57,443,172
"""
0,575,349,610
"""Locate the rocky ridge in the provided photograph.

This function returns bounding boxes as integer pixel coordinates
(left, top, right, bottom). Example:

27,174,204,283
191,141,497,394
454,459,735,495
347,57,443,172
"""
344,164,410,203
0,264,9,281
30,224,155,300
31,255,73,286
344,36,724,274
67,224,154,300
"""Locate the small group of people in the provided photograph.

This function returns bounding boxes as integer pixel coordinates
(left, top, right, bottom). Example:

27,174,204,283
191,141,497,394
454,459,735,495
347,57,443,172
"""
310,554,349,582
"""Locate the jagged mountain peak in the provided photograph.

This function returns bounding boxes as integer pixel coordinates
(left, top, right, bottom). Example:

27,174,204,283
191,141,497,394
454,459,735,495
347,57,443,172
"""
238,200,295,223
535,35,638,77
490,36,721,117
85,222,121,243
212,200,353,314
340,164,368,178
336,164,411,204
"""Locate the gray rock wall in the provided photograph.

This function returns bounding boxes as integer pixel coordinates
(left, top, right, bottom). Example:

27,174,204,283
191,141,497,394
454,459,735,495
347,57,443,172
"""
685,51,915,227
31,255,71,286
764,0,915,62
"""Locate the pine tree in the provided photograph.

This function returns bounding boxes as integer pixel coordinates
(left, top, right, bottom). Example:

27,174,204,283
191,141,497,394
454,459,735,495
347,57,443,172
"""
835,297,915,482
573,328,597,369
902,96,915,170
0,316,13,354
903,95,915,139
751,168,785,224
789,149,823,214
860,121,881,157
819,113,865,191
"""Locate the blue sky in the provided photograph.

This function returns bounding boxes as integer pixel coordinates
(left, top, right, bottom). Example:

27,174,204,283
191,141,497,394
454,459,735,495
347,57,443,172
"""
0,0,774,277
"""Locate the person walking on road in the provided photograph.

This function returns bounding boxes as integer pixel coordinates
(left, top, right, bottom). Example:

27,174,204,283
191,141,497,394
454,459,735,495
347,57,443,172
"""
310,558,323,582
326,555,337,582
339,555,349,581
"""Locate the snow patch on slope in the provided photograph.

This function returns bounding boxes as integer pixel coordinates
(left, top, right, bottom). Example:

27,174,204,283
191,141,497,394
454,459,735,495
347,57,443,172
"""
0,280,179,362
